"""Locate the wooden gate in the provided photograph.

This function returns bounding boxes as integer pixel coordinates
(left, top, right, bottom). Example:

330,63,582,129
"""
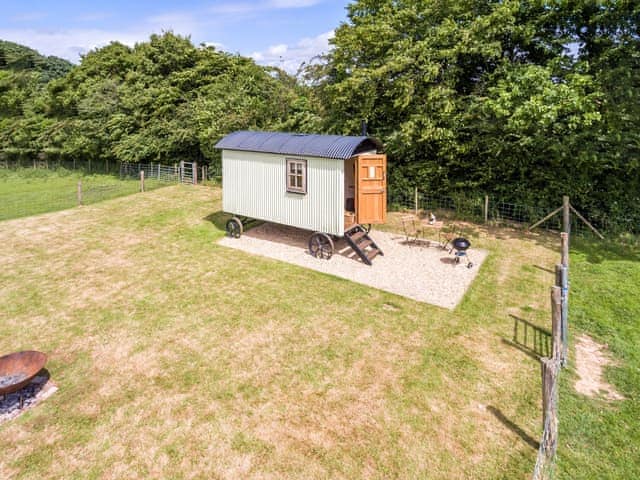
356,154,387,225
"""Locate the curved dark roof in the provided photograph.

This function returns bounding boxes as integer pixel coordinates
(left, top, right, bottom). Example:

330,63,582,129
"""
215,131,382,160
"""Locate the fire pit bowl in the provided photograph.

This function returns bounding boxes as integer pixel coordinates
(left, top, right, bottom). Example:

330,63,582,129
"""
0,351,47,396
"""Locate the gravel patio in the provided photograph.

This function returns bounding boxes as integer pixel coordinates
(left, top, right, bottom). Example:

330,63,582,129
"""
218,222,488,309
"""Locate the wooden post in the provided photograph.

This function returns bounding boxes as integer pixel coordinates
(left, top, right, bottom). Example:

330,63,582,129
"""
563,196,570,235
484,195,489,224
540,357,559,451
551,286,562,360
77,180,82,205
179,160,184,183
561,232,569,267
569,204,605,240
529,206,563,231
140,170,145,192
193,161,198,185
414,186,419,216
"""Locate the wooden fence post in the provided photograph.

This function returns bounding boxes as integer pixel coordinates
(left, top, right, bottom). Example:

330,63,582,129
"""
77,180,82,205
414,186,419,216
563,196,570,234
484,195,489,224
193,161,198,185
560,232,569,267
179,160,184,183
541,357,559,449
140,170,145,192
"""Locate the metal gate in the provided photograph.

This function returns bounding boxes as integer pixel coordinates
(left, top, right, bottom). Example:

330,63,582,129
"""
179,161,198,184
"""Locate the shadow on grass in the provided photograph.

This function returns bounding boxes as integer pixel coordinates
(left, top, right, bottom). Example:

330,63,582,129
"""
203,211,265,238
501,314,551,360
486,406,539,450
203,210,230,232
532,264,555,275
571,236,640,264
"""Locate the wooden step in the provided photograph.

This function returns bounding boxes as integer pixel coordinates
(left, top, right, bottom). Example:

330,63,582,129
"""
343,224,383,266
348,230,367,243
359,238,373,250
366,249,380,262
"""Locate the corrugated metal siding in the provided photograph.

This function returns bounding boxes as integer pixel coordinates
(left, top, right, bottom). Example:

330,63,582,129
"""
222,150,345,236
216,131,382,160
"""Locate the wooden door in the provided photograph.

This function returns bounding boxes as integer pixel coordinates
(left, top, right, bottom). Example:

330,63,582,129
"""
356,154,386,225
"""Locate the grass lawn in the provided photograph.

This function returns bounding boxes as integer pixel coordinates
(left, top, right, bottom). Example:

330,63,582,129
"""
0,184,633,479
555,239,640,479
0,168,166,221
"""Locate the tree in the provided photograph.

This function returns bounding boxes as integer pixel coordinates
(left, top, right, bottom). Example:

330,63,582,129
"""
314,0,640,229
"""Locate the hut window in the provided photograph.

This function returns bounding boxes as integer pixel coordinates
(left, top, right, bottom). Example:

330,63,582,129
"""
286,158,307,194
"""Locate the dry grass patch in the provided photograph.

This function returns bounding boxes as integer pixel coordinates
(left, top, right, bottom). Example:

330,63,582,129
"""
574,334,624,401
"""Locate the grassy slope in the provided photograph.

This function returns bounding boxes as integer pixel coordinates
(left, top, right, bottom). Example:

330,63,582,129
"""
0,185,560,479
0,169,164,221
556,239,640,478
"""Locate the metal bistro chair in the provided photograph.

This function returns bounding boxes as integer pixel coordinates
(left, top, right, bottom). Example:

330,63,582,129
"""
400,215,425,245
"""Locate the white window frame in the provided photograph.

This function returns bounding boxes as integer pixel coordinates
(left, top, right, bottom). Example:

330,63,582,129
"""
286,158,307,194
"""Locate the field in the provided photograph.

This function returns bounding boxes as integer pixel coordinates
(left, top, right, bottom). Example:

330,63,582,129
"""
0,184,636,479
0,168,166,221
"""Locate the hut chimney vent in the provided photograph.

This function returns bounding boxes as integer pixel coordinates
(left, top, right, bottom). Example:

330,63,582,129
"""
360,120,368,137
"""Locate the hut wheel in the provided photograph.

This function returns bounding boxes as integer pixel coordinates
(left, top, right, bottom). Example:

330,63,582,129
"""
226,217,243,238
308,232,334,260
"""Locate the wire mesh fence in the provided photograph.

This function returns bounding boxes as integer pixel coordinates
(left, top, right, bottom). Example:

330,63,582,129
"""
119,161,222,184
0,177,169,222
388,186,611,237
120,162,181,183
0,158,118,174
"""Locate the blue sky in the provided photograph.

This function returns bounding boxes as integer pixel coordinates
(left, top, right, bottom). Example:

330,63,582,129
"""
0,0,349,72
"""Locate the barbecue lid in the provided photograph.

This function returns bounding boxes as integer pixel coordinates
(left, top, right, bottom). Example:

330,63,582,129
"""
452,237,471,250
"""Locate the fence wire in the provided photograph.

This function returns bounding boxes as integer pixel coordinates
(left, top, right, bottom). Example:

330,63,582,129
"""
120,161,222,184
0,178,168,222
388,187,610,237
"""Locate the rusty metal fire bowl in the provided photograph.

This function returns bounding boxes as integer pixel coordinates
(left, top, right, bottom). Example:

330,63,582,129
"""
0,351,47,396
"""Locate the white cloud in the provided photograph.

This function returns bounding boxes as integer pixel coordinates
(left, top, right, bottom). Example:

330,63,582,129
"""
251,30,334,73
145,12,201,37
268,44,288,55
0,9,225,63
209,0,322,16
208,3,257,15
9,12,48,22
74,12,114,22
0,28,148,62
202,41,226,50
267,0,322,8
